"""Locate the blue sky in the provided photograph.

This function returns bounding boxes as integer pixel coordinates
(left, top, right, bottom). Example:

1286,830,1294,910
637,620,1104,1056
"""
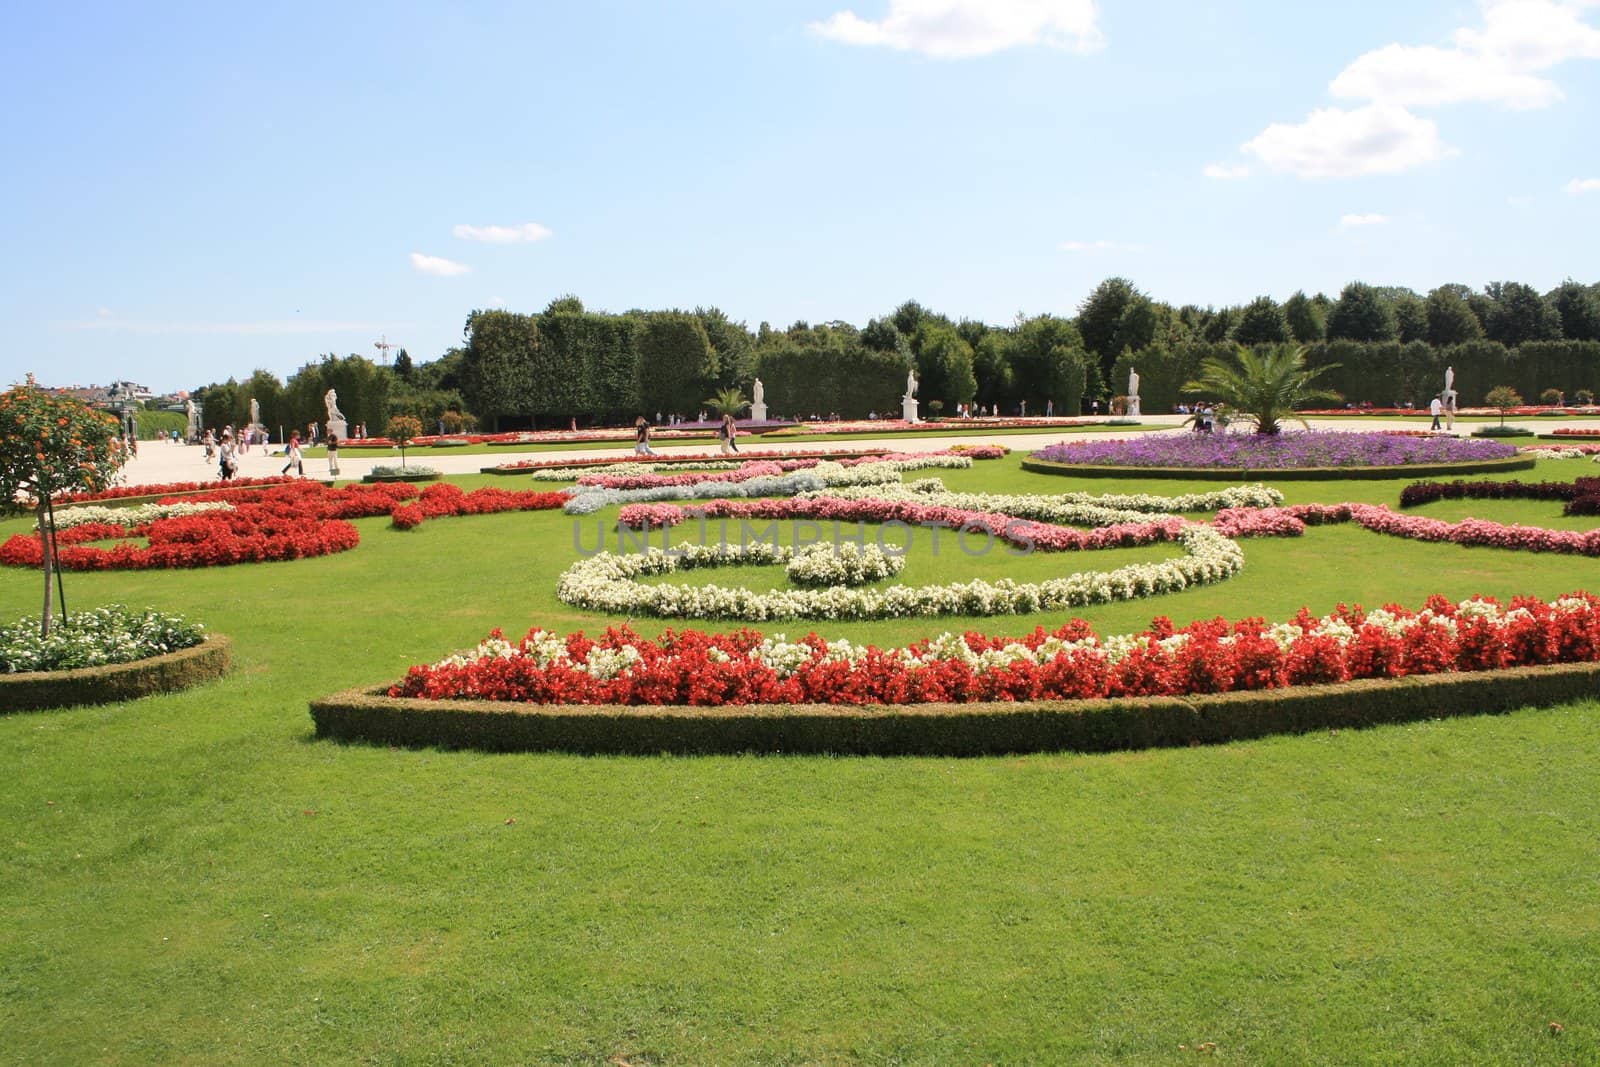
3,0,1597,392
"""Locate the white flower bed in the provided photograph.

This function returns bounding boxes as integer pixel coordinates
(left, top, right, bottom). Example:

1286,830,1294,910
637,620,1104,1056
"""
44,500,235,531
559,458,981,515
369,464,440,477
0,605,206,673
530,461,745,481
785,542,905,587
555,526,1243,621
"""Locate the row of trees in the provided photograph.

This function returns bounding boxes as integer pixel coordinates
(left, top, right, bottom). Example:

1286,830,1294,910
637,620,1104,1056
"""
186,277,1600,429
190,350,468,438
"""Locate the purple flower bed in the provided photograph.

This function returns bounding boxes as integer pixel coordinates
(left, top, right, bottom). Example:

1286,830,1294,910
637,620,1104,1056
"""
1031,431,1519,469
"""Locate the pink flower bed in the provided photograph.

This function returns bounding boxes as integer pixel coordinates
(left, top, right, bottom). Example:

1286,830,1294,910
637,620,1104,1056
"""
387,592,1600,706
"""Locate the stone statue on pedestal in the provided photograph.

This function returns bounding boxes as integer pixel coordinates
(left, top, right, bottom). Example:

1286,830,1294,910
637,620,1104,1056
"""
324,388,349,442
750,378,768,422
901,368,919,423
1126,367,1142,418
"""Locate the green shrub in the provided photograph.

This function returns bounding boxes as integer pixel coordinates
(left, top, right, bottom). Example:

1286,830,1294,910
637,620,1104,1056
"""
311,661,1600,756
2,634,231,712
1471,426,1534,438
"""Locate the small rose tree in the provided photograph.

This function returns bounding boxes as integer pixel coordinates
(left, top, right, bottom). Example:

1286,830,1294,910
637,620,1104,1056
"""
387,414,423,469
0,378,125,635
1484,385,1523,427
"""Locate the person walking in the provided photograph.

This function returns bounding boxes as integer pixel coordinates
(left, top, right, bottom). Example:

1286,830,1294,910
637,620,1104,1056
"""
1429,394,1443,431
326,434,341,479
634,417,657,456
281,431,304,477
719,413,739,455
218,432,237,481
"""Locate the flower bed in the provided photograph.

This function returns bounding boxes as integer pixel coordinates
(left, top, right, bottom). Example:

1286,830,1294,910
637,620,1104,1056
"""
49,476,293,505
1,605,206,673
1400,476,1600,517
363,464,441,483
386,592,1600,706
1215,502,1600,555
389,483,568,530
1552,428,1600,438
785,543,905,587
44,500,234,530
555,526,1242,621
314,658,1600,755
4,632,232,712
0,481,416,570
1031,431,1517,470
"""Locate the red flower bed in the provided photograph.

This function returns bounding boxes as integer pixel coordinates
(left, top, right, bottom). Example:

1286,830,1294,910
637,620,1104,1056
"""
388,592,1600,706
493,448,899,473
390,483,568,530
51,476,295,504
1553,428,1600,437
1,481,416,570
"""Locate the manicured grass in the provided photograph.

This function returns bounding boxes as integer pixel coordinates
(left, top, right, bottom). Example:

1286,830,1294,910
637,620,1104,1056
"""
3,456,1600,1063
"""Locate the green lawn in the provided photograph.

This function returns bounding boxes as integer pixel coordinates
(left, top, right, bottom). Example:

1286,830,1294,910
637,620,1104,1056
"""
3,457,1599,1064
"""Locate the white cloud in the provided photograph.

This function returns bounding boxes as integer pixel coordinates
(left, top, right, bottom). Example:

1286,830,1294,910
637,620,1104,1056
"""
452,222,553,243
1234,0,1600,179
1202,162,1250,180
1242,104,1454,178
1566,177,1600,193
57,318,394,336
1058,239,1140,252
809,0,1103,57
1340,212,1391,227
1330,43,1562,110
487,296,508,308
410,252,471,276
95,306,114,318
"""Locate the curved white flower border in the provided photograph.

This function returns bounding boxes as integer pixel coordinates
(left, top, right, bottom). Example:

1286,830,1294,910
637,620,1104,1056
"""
556,526,1243,621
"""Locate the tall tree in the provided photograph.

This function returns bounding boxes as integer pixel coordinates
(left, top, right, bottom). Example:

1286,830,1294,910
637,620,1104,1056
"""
1232,296,1292,345
913,325,977,409
636,312,718,416
1076,277,1141,364
1392,292,1429,343
1425,286,1485,345
1549,279,1600,341
1484,281,1563,345
1282,291,1326,343
696,307,757,390
0,379,124,636
1326,282,1399,342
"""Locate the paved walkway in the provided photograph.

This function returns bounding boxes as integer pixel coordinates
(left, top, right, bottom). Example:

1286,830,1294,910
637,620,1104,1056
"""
114,414,1600,488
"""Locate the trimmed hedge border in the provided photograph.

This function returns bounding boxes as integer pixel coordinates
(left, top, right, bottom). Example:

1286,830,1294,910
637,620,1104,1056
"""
2,634,232,713
1019,455,1537,481
361,472,442,484
310,660,1600,756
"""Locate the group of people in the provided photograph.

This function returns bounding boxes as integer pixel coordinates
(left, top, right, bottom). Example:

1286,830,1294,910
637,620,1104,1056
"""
632,414,743,456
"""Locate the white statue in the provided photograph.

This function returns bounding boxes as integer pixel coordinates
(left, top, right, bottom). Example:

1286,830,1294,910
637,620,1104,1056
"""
1444,365,1454,397
249,398,260,427
184,399,199,440
1128,367,1140,398
749,378,768,423
325,389,345,421
901,368,920,423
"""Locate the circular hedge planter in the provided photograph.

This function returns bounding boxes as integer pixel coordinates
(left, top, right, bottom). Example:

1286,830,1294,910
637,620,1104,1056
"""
361,471,442,483
1020,455,1537,481
1,633,232,713
311,659,1600,756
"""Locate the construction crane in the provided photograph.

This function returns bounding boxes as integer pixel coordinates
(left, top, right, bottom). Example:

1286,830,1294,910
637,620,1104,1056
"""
374,335,396,367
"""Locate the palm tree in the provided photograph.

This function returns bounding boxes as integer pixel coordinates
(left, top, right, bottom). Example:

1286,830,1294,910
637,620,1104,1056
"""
1182,344,1341,435
703,388,749,419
